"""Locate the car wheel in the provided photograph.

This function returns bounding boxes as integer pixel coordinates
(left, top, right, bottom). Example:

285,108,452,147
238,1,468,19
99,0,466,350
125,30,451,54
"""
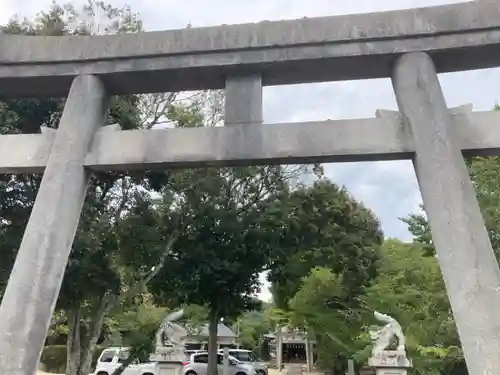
236,372,247,375
96,372,109,375
142,373,154,375
258,370,267,375
186,371,198,375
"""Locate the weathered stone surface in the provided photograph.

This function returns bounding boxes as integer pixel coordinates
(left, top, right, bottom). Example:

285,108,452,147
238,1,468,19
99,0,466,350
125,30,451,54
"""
0,75,108,375
392,51,500,375
3,108,500,173
156,362,184,375
370,312,406,356
368,351,412,368
4,0,498,63
0,1,498,96
225,74,262,126
0,124,119,173
0,133,54,173
373,369,408,375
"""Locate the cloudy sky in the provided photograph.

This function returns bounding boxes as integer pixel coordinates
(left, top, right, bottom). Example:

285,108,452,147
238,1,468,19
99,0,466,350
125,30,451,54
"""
1,0,499,300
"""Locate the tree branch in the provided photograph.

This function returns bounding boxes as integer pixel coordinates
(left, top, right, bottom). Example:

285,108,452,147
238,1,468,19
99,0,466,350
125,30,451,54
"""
79,293,115,375
113,178,130,225
142,233,179,286
113,232,179,308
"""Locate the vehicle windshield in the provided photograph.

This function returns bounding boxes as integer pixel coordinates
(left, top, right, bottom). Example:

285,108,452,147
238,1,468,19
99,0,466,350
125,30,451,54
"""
249,352,262,362
117,349,130,363
231,351,261,362
99,349,117,363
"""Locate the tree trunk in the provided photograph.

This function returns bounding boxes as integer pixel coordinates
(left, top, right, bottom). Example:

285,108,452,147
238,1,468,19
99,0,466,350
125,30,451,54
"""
332,363,347,375
65,294,112,375
78,294,113,375
207,309,219,375
66,308,82,375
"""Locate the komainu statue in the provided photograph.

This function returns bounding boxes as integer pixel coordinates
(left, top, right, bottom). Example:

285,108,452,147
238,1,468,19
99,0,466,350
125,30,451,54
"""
369,311,406,356
155,308,186,352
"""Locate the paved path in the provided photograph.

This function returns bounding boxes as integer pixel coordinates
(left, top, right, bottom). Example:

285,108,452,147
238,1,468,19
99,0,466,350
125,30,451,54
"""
285,364,304,375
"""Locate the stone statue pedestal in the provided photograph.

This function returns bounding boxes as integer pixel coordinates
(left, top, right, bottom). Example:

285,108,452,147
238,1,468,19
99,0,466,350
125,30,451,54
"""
368,351,412,375
150,348,185,375
154,361,184,375
150,347,185,361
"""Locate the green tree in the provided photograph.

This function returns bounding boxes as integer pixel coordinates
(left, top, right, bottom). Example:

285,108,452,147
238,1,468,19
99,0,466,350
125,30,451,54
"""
182,304,211,336
286,267,365,375
145,165,293,375
233,310,273,353
267,179,383,309
260,180,383,374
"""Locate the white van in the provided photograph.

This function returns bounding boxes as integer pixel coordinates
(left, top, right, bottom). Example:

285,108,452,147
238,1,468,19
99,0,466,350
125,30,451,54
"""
93,347,157,375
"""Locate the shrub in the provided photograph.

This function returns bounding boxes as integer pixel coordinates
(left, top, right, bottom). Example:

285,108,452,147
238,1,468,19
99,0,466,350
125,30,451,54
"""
41,345,66,373
41,345,106,373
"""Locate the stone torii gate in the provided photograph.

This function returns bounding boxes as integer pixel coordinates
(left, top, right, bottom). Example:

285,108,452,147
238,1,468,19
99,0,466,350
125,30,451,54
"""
0,1,499,374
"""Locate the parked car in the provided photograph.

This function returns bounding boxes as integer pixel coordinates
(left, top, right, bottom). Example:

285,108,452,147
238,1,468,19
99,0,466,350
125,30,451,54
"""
184,350,204,361
93,347,157,375
218,349,268,375
183,352,257,375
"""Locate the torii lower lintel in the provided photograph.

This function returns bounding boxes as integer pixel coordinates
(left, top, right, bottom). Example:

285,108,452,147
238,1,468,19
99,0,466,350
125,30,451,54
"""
1,106,499,174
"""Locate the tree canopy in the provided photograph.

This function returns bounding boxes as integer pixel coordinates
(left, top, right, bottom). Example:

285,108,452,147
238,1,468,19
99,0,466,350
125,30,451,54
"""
267,179,383,309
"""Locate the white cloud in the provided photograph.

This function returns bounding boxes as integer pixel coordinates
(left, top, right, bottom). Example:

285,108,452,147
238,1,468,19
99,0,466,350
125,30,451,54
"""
1,0,498,303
